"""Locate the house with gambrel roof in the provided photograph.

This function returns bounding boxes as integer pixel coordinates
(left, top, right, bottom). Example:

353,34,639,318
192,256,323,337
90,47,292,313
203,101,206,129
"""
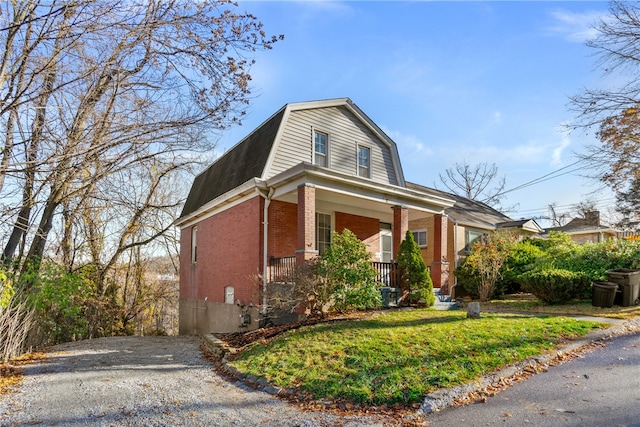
176,98,537,334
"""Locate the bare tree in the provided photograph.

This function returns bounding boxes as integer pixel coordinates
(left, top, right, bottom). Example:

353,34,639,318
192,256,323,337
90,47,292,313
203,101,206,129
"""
542,203,570,227
0,0,282,274
438,161,507,208
0,1,282,341
568,1,640,228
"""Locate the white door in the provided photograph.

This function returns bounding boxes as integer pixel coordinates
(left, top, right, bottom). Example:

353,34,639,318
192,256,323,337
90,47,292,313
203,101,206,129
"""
380,229,392,263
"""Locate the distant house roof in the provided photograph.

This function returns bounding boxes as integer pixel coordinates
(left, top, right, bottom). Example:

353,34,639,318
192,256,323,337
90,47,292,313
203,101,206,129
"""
497,219,543,234
405,182,513,229
541,211,618,237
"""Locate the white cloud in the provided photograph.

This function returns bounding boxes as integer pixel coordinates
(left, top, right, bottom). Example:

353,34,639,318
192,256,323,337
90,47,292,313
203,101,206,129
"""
492,111,503,126
546,9,605,42
382,126,433,159
551,135,571,166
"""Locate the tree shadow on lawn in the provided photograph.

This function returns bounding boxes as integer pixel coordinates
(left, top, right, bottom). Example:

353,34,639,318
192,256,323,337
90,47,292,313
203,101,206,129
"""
216,309,543,348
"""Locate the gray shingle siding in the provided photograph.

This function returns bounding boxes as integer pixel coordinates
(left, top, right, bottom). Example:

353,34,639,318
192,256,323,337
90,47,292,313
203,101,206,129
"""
268,106,398,185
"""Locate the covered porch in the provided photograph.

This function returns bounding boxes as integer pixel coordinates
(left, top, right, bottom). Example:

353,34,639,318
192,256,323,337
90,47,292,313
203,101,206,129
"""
259,162,455,290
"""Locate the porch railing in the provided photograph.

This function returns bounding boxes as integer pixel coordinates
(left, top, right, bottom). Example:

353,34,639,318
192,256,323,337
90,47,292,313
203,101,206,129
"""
269,256,296,283
268,256,402,288
372,261,400,287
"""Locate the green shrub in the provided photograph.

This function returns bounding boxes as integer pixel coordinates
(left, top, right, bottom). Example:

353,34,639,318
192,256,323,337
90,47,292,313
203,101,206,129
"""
498,240,547,294
457,231,517,301
397,230,435,307
318,229,382,313
24,262,93,345
453,259,482,299
519,268,591,304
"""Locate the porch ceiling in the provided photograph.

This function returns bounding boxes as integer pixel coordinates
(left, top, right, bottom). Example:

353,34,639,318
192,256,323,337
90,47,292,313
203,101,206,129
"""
270,172,449,222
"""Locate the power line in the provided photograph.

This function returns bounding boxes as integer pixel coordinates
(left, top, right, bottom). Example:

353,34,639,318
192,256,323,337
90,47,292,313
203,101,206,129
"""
495,157,590,198
516,197,617,215
514,197,618,219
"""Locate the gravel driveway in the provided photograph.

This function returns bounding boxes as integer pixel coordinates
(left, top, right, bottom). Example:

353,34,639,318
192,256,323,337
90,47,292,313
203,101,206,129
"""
0,336,391,426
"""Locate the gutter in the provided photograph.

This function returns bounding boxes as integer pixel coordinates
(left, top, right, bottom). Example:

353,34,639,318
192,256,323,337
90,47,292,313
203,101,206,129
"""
258,187,275,318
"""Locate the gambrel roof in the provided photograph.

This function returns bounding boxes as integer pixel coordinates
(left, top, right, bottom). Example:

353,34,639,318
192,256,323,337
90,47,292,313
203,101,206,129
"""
179,98,409,221
180,108,284,218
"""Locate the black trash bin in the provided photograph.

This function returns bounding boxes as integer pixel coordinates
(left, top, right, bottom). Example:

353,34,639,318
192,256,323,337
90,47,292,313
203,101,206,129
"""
606,269,640,307
592,281,618,308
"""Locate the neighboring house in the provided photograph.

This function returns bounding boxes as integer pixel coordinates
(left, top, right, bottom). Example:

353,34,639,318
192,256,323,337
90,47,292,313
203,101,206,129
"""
540,211,618,244
405,183,542,294
176,98,537,334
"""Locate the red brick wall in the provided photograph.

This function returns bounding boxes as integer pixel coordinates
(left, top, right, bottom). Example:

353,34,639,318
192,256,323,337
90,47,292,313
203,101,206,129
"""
268,200,297,258
180,226,197,299
335,212,380,257
297,184,316,263
392,206,409,259
180,196,263,305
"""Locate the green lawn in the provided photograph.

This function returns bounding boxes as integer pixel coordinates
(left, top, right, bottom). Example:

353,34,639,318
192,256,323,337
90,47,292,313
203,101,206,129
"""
480,293,640,320
229,309,603,405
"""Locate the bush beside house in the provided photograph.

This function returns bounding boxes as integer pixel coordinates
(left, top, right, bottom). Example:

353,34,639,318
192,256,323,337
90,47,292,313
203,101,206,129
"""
397,230,435,307
455,230,640,304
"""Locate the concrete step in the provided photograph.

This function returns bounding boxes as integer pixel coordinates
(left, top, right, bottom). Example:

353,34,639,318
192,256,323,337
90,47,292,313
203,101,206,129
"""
432,301,459,310
433,287,452,302
432,288,458,310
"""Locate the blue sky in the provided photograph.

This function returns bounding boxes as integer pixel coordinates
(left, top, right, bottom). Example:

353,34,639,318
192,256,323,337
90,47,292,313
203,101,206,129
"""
217,1,617,226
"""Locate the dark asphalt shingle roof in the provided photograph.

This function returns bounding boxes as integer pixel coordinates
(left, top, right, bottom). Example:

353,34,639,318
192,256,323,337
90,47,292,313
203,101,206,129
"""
179,108,285,219
405,182,512,228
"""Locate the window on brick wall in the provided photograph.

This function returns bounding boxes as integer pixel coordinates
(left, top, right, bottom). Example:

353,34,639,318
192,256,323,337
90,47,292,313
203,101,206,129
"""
412,229,427,247
191,226,198,264
316,212,332,255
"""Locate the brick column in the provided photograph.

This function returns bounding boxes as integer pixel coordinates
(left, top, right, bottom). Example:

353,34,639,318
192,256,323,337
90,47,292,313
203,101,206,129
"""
431,213,450,293
296,183,317,265
391,205,408,260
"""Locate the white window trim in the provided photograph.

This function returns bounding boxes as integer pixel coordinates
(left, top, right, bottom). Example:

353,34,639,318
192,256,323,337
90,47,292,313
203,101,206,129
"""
412,229,428,248
316,211,334,254
312,127,330,168
191,226,198,264
356,144,371,178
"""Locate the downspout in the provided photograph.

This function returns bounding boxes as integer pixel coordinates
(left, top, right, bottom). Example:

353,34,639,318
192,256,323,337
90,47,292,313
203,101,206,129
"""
453,221,459,270
452,219,459,297
260,187,275,318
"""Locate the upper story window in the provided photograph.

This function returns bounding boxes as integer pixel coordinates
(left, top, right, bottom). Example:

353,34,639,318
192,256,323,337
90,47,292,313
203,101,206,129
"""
314,130,328,167
412,230,427,247
191,226,198,264
357,145,370,178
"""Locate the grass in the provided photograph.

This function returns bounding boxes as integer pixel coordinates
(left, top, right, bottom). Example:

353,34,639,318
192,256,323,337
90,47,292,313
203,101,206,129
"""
229,309,603,406
480,293,640,320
